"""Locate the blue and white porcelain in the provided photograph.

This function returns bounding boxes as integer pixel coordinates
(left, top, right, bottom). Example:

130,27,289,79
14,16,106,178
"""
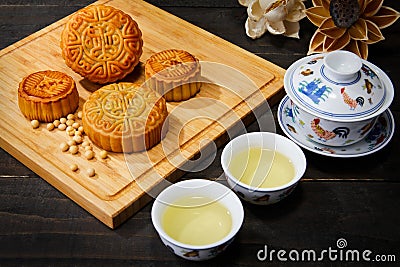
278,95,395,158
283,50,394,146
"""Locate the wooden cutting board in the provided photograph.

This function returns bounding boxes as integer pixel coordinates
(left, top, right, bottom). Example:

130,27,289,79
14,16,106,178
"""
0,0,285,228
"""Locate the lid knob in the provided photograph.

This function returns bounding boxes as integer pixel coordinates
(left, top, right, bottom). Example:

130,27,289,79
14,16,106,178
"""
323,50,362,82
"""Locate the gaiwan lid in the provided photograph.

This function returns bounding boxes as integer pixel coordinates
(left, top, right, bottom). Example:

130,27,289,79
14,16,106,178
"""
284,50,386,121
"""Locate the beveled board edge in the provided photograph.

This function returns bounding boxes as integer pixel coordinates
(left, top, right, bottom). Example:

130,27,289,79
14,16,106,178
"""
0,0,285,229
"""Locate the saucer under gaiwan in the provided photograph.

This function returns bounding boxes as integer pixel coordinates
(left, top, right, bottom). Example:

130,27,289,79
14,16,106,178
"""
278,95,395,158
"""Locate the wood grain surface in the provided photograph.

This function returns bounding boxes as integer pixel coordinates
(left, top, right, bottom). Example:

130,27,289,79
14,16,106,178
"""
0,0,399,266
0,0,285,228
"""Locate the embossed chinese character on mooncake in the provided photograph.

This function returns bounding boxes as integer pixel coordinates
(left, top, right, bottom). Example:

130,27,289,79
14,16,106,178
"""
18,70,79,122
145,49,202,102
60,4,143,84
82,83,168,153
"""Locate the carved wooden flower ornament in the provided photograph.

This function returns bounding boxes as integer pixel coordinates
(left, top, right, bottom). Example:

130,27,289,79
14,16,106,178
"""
239,0,307,39
306,0,400,59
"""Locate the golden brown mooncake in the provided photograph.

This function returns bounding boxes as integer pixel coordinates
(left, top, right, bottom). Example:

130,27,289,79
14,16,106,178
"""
82,82,168,153
60,4,143,84
18,70,79,122
145,49,201,101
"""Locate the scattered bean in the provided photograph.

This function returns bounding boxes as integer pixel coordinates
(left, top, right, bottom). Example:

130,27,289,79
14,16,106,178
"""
72,122,80,129
70,164,78,172
67,114,75,120
46,123,55,131
81,141,90,147
100,150,108,159
67,140,76,147
84,150,95,160
73,135,83,144
60,142,69,152
87,168,95,177
53,120,60,127
58,123,67,131
31,120,40,129
66,119,74,126
69,145,79,154
60,117,67,124
77,111,83,119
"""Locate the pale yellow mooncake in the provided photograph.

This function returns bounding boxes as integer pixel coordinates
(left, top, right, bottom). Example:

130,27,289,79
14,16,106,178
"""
82,82,168,153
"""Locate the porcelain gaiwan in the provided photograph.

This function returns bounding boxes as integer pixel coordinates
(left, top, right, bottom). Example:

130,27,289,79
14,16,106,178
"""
284,50,394,147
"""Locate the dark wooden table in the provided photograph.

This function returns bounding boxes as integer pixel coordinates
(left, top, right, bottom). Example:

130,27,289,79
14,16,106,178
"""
1,1,399,266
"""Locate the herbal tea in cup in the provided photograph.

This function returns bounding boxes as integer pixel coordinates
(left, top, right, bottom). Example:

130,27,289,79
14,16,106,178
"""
221,132,306,205
151,179,244,261
162,196,232,246
228,147,295,188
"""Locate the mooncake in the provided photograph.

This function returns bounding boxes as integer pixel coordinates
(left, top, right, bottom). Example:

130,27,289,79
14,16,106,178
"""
82,82,168,153
145,49,201,101
18,70,79,122
60,4,143,84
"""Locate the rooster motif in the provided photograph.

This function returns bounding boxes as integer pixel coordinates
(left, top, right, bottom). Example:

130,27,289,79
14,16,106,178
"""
363,79,374,94
341,88,364,110
183,250,199,257
307,56,324,65
311,118,350,141
286,124,297,133
301,68,314,76
361,64,377,79
310,118,335,140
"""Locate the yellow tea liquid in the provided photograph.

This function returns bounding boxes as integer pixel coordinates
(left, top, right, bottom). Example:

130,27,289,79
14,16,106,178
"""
228,147,295,188
162,196,232,246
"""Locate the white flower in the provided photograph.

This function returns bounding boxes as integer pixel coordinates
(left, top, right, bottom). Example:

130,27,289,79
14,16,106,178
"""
239,0,306,39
